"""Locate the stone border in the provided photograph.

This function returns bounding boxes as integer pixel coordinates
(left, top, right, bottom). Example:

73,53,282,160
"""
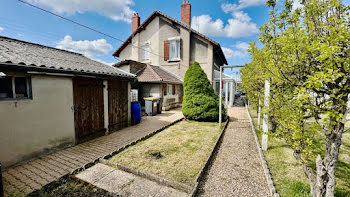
245,105,280,197
102,118,184,160
100,159,193,193
190,118,229,197
25,117,183,196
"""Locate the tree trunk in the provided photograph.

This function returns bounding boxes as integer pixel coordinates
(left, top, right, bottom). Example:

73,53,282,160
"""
294,151,317,196
314,121,345,197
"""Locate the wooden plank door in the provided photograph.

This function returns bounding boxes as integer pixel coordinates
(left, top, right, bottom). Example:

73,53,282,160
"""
73,78,105,144
108,80,128,133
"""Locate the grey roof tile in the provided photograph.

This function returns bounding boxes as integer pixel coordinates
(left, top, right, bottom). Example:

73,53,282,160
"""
0,36,135,78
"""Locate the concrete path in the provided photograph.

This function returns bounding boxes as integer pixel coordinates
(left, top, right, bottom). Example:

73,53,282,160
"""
75,163,187,197
2,108,183,196
198,106,270,197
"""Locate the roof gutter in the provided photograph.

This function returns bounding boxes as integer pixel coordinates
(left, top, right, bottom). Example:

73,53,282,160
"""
0,63,136,80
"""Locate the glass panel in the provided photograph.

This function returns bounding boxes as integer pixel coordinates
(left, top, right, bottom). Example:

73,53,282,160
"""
0,77,13,99
141,44,149,61
169,39,180,60
176,40,180,59
15,77,28,98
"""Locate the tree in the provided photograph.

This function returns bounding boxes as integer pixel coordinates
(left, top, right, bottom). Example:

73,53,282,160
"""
241,0,350,196
182,61,226,121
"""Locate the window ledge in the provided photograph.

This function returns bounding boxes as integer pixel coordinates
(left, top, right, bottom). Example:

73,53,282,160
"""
0,98,32,102
168,59,181,62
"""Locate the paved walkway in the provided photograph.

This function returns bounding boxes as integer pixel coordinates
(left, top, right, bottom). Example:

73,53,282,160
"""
2,108,183,196
75,163,187,197
198,106,270,196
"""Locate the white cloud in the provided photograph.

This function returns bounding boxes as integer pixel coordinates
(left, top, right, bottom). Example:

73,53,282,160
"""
235,42,249,51
292,0,303,11
222,42,250,59
27,0,135,23
56,35,113,57
0,26,3,32
191,11,258,38
221,0,266,12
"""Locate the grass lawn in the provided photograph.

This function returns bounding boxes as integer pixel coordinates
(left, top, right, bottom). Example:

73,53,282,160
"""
110,120,222,186
248,106,350,197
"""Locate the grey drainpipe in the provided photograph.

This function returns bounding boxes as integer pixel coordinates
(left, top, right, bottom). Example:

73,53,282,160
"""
0,162,3,197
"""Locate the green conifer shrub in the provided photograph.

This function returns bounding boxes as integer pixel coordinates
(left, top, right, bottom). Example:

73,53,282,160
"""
182,61,226,121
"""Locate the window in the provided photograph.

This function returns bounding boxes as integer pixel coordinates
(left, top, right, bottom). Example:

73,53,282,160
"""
0,76,31,100
167,84,173,95
141,43,150,61
172,84,176,95
163,84,167,96
169,38,180,61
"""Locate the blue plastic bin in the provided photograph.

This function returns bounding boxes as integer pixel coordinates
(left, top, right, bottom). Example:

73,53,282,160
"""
131,102,141,125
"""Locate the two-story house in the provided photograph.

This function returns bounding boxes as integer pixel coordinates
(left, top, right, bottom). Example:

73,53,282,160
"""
113,0,227,110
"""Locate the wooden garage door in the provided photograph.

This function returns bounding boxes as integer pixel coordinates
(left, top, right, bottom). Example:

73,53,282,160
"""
108,80,128,133
73,78,105,144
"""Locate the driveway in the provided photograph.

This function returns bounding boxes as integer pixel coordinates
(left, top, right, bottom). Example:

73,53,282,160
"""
2,108,183,196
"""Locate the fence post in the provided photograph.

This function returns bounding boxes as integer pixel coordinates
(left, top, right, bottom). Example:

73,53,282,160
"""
0,162,3,197
262,79,270,151
258,97,261,129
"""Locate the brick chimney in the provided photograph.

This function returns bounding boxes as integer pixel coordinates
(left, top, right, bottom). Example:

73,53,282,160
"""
181,0,191,25
132,13,140,33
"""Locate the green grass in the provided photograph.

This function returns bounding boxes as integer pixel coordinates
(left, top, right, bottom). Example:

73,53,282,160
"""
248,106,350,197
110,120,222,186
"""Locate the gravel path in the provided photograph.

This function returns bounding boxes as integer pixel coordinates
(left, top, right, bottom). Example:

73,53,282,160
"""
198,99,270,197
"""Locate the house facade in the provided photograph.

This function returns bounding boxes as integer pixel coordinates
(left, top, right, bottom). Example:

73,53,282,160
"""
114,60,183,110
113,1,227,83
0,36,135,168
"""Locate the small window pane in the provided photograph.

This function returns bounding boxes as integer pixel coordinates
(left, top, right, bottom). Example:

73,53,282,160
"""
0,77,13,99
141,44,150,61
169,39,180,60
168,84,173,95
15,77,28,98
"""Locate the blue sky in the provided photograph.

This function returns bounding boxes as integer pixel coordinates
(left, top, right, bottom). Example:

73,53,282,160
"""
0,0,306,77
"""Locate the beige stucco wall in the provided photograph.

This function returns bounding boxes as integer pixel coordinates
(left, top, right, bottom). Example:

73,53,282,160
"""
117,15,219,82
0,72,75,168
118,65,130,73
140,83,161,99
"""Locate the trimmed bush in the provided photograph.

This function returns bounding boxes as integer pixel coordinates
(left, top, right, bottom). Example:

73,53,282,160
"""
182,61,226,122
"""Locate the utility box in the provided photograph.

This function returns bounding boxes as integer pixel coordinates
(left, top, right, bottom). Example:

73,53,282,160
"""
144,97,157,116
130,89,138,102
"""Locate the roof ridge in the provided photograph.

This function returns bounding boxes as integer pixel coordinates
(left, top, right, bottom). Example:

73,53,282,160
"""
0,36,83,56
112,10,227,65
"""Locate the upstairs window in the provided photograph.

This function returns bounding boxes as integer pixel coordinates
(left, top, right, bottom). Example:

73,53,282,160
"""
141,43,150,61
0,76,32,100
164,37,181,61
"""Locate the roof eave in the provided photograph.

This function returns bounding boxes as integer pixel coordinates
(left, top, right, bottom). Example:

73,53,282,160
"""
0,62,136,79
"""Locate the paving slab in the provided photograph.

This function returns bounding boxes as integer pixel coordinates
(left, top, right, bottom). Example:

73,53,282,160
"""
75,163,188,197
3,108,183,196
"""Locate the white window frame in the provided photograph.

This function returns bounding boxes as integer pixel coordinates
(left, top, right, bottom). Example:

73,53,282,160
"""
168,37,181,61
141,42,150,62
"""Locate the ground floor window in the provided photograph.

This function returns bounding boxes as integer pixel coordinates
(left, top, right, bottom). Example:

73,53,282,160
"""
167,84,173,95
0,76,32,100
